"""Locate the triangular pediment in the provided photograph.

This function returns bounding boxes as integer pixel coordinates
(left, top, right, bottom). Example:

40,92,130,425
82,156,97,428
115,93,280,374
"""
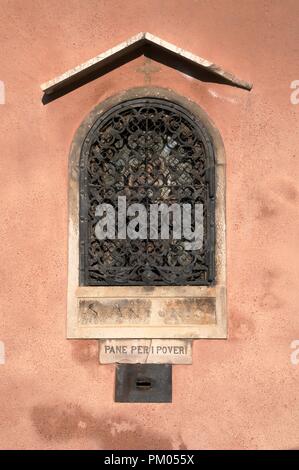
41,32,252,98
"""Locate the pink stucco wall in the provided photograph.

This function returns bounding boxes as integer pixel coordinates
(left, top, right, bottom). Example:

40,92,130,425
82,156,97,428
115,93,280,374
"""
0,0,299,450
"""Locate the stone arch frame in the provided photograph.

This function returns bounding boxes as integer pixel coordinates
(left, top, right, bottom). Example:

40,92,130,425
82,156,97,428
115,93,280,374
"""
67,87,226,339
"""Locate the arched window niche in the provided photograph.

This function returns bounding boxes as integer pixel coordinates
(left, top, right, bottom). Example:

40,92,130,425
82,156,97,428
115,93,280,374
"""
67,88,226,339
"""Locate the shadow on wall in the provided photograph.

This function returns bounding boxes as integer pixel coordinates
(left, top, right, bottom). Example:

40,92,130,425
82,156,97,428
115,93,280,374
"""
31,403,187,450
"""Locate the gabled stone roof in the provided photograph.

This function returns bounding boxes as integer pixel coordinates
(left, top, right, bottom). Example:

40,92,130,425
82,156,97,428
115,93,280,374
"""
41,32,252,95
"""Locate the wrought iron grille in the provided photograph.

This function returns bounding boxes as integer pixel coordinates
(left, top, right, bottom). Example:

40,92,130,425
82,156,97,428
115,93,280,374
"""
80,97,215,286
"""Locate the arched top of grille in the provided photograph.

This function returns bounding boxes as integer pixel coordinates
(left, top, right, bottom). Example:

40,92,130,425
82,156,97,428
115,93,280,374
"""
79,97,215,286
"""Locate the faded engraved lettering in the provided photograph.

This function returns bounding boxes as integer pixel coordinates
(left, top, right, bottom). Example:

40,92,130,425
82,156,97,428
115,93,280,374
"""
79,299,151,325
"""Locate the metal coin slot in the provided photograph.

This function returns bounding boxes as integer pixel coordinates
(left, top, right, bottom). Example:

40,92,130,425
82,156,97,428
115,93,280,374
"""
136,377,152,390
115,364,172,403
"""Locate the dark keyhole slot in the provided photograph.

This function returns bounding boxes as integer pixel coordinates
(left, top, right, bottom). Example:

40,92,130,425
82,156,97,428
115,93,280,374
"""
136,377,152,390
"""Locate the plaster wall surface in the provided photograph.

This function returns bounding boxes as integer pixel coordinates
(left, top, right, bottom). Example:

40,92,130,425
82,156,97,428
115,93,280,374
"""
0,0,299,450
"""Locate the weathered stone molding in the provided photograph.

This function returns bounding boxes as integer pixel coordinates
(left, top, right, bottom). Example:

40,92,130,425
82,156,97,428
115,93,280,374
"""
41,32,252,96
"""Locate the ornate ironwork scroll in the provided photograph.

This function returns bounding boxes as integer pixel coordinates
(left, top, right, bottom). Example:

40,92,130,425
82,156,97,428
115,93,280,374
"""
79,98,215,285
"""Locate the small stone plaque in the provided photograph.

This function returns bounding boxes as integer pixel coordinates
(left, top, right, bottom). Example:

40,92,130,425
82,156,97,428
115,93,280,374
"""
99,339,192,364
78,297,216,326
